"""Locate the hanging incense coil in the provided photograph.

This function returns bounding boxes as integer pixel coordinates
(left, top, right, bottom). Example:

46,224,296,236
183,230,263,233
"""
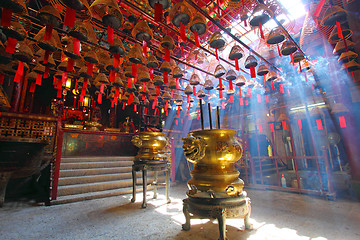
127,43,144,64
226,69,237,81
244,55,258,68
197,89,205,98
149,0,170,18
113,75,124,87
78,77,91,88
33,64,45,75
109,36,126,55
124,63,134,78
58,60,77,72
0,44,13,64
328,24,352,43
169,1,192,27
83,50,99,64
160,35,175,49
34,26,61,52
36,50,56,67
132,20,153,42
341,60,360,72
249,4,273,27
266,70,277,81
139,83,149,95
97,49,111,68
126,83,137,93
105,58,120,72
0,0,27,14
122,21,133,35
63,37,81,59
338,51,358,63
266,26,285,45
209,31,226,50
162,91,171,101
229,45,244,61
68,20,90,42
321,5,347,26
146,54,159,69
95,72,109,84
280,39,297,56
235,74,246,86
153,75,164,86
78,66,92,78
214,64,226,78
227,87,235,95
257,64,269,76
54,70,63,79
189,72,200,85
13,41,33,63
168,79,177,89
2,21,27,41
138,65,150,82
333,39,355,55
216,82,225,91
190,14,207,36
26,71,37,82
292,51,305,63
38,5,62,28
300,60,312,72
159,61,172,73
90,0,123,29
184,84,193,95
172,66,183,78
204,79,214,90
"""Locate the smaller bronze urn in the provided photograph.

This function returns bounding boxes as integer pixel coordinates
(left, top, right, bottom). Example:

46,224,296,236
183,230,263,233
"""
131,132,168,164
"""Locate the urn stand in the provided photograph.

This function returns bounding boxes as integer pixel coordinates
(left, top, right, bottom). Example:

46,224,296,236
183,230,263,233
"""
182,129,252,240
131,132,171,208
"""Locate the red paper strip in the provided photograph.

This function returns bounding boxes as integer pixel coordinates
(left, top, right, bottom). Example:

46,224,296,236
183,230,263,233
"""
142,40,147,57
163,72,168,84
298,119,303,130
67,59,75,72
87,63,94,76
239,98,244,105
250,66,256,78
176,119,178,125
107,25,114,44
194,31,200,47
257,94,261,103
219,78,223,88
235,58,239,71
282,120,287,130
156,86,160,95
176,78,179,89
259,22,264,39
98,92,102,104
336,21,344,39
265,94,269,103
29,82,36,93
6,37,17,54
144,107,147,115
153,96,158,109
193,86,196,96
243,19,247,27
238,87,242,97
299,62,302,73
154,3,163,22
134,104,137,112
181,118,183,124
132,63,137,77
316,119,323,130
264,75,266,86
270,123,274,133
180,22,186,42
171,89,174,98
1,8,12,27
277,43,282,56
219,90,223,99
245,99,249,106
229,80,234,90
181,45,184,54
188,103,191,111
100,82,105,94
164,48,170,62
215,47,219,61
127,77,132,88
188,114,191,120
187,94,190,103
197,110,199,120
64,7,76,28
271,80,275,90
304,72,308,82
279,84,284,93
290,52,294,66
177,106,180,117
222,101,225,109
122,102,125,110
113,54,120,68
14,61,24,83
0,74,4,85
110,70,115,82
36,73,42,85
128,93,133,105
44,25,53,41
287,89,291,97
230,95,234,103
258,124,263,133
339,116,346,128
73,38,80,55
150,67,154,80
314,0,326,17
57,88,62,98
43,51,50,65
248,88,252,97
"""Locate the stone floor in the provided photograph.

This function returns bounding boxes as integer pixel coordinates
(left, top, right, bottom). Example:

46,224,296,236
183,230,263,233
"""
1,183,360,240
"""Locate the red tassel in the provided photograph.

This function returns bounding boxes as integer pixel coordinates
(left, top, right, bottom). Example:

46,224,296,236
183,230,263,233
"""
193,86,196,96
111,100,115,108
150,67,154,80
1,8,12,27
257,94,261,103
44,25,53,41
156,86,160,95
264,75,266,86
0,74,4,85
97,92,102,104
107,25,114,44
219,90,223,98
36,73,42,85
128,93,133,105
265,94,269,103
248,88,252,97
298,119,302,130
194,31,200,47
277,43,281,56
163,72,168,84
339,116,346,128
29,82,36,93
316,119,323,130
142,40,147,57
144,107,147,115
336,21,344,39
187,95,190,103
279,84,284,93
271,80,275,90
132,63,137,77
134,104,137,112
230,95,234,103
14,61,24,83
177,106,180,117
229,80,233,90
282,120,287,130
250,66,256,78
43,51,50,64
122,102,126,110
245,99,249,106
153,96,157,109
259,22,264,39
219,78,223,88
64,7,76,28
128,77,132,88
176,78,179,89
215,46,219,61
87,63,94,76
110,70,115,82
290,52,294,66
73,38,80,55
238,86,242,97
154,3,163,22
235,58,239,71
239,98,244,105
5,37,17,54
100,82,105,94
113,54,120,68
270,123,274,133
164,48,170,62
188,103,191,111
180,22,186,42
67,59,75,72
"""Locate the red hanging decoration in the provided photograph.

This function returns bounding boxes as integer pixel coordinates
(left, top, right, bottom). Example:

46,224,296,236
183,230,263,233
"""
265,94,269,103
127,77,132,88
113,54,120,68
142,40,147,57
171,89,174,98
282,120,287,130
180,22,186,42
188,114,191,120
122,102,126,110
290,52,294,66
188,103,191,111
229,80,234,90
29,82,36,93
57,88,62,98
73,38,80,55
181,118,183,124
107,25,114,44
64,7,76,28
193,86,196,96
181,45,184,54
87,63,94,76
215,46,219,61
239,98,244,105
128,93,133,105
44,66,49,79
194,31,200,47
134,104,137,112
259,22,264,39
277,43,281,56
100,82,105,94
238,87,242,97
248,88,252,97
156,85,160,95
5,37,17,54
339,116,346,128
132,63,137,77
110,70,115,82
219,90,223,99
270,123,274,133
304,72,308,82
222,101,225,109
177,106,180,117
150,67,154,80
14,61,24,83
67,58,75,72
197,110,199,120
336,21,344,39
258,124,263,133
316,119,323,130
176,119,178,125
279,84,284,93
250,66,256,78
230,95,234,103
154,3,163,23
153,96,157,109
164,48,170,62
219,78,223,88
165,100,168,110
243,19,247,27
43,51,50,64
144,107,147,115
271,81,275,90
36,73,42,85
235,58,239,71
299,62,302,73
264,75,266,86
163,72,168,84
176,78,179,89
1,8,12,27
0,74,4,85
97,91,102,104
187,94,190,103
298,119,303,130
44,25,53,41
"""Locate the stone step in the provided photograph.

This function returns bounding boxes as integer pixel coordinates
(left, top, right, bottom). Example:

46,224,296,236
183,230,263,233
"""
59,167,133,177
60,161,133,170
61,156,135,163
57,176,166,197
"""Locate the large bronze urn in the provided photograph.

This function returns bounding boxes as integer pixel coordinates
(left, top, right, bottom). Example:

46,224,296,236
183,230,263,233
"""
131,132,168,163
182,129,244,197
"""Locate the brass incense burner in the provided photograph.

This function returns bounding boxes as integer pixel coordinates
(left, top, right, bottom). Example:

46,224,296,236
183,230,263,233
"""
131,132,168,163
183,129,244,197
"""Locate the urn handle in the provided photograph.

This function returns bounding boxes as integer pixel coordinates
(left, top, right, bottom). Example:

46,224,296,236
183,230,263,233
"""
131,134,142,148
182,134,206,163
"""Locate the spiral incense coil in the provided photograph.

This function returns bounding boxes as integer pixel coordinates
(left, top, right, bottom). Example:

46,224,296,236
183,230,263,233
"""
50,0,92,22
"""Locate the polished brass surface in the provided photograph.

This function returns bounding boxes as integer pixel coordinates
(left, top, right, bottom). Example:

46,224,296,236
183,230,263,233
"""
132,132,169,163
182,129,244,196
